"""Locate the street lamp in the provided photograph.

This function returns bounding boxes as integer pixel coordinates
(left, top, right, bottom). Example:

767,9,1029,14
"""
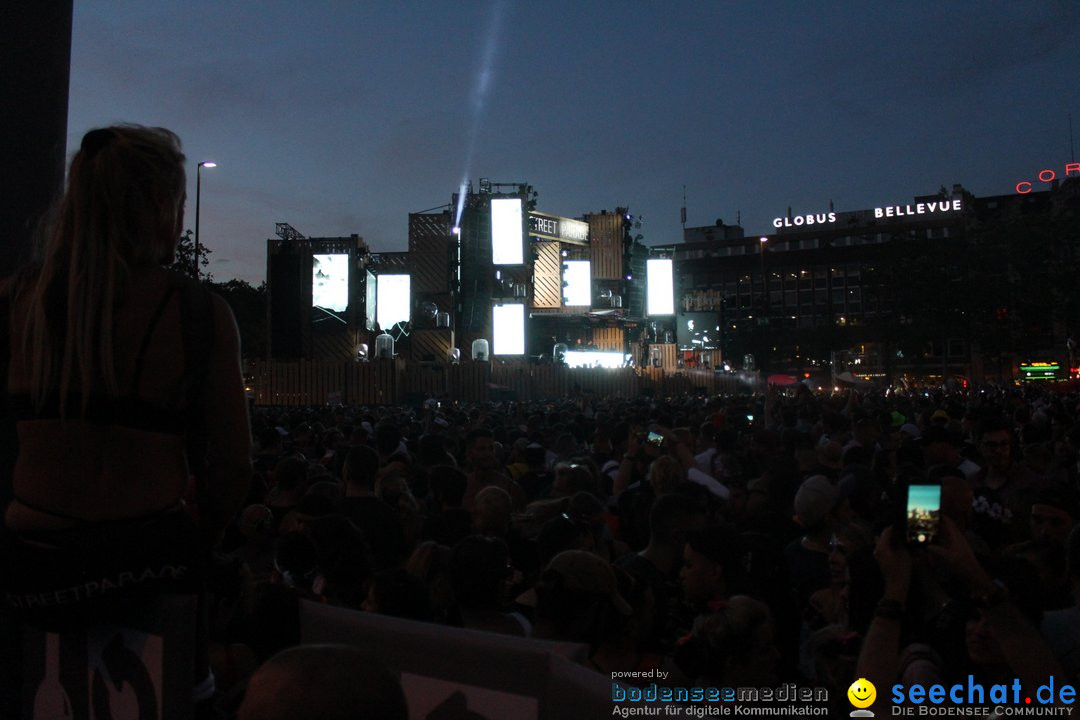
759,236,768,304
194,161,217,279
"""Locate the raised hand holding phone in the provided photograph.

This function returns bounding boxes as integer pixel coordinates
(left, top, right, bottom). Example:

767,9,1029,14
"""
905,481,942,546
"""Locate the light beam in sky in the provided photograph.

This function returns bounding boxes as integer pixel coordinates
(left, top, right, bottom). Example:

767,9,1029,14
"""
455,0,506,229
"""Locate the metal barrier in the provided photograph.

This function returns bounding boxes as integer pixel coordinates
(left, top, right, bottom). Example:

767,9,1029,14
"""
250,359,760,407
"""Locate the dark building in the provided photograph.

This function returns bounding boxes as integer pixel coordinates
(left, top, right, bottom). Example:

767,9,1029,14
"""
263,173,1078,382
266,223,369,360
665,180,1080,384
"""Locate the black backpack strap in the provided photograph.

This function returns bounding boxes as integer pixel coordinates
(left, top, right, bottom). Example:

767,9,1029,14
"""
128,285,178,396
0,295,9,392
176,278,215,480
0,295,14,505
179,280,215,396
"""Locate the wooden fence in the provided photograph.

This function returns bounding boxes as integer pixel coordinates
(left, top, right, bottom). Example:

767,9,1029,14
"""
250,359,761,407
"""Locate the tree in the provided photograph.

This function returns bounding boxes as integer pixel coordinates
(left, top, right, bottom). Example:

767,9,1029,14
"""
167,230,267,358
170,229,212,280
213,278,268,359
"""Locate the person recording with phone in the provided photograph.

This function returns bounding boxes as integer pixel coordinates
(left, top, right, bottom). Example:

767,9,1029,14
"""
856,516,1066,712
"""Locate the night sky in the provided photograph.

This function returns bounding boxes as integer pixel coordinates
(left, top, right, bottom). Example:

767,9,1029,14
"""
67,2,1080,285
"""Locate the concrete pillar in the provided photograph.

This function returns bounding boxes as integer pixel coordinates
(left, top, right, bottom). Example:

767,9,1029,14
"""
0,4,71,717
0,1,73,277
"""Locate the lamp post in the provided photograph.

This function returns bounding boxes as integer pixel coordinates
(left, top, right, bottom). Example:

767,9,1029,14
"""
194,161,216,279
759,236,768,307
758,236,768,371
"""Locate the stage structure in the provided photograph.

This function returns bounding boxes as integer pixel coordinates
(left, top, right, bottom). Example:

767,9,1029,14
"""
450,180,657,367
366,249,411,359
267,223,370,360
407,210,455,362
266,184,679,371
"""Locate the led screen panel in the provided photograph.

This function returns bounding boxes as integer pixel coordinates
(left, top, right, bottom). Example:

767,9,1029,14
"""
491,198,524,265
563,350,628,369
312,254,349,311
677,312,721,350
376,274,410,330
364,269,376,331
492,303,525,355
647,259,674,315
563,260,591,307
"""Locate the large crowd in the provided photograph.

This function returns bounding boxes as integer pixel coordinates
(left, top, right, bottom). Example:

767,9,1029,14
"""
200,383,1080,716
16,123,1079,718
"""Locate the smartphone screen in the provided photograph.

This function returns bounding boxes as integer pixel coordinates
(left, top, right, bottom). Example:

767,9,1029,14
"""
906,483,942,545
647,431,665,447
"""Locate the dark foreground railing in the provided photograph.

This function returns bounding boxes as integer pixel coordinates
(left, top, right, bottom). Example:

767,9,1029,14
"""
249,359,762,407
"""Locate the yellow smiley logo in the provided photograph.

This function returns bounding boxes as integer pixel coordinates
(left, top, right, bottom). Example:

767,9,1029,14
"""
847,678,876,709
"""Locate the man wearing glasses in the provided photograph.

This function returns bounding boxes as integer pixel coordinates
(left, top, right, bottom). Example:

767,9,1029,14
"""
970,418,1038,545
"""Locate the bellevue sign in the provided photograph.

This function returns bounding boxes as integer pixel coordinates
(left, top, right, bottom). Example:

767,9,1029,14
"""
874,198,961,218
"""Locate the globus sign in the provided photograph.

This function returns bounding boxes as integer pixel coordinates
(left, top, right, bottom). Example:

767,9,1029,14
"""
772,212,837,228
1016,163,1080,193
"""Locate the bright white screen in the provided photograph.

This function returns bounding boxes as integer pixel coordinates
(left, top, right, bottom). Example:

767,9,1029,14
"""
492,304,525,355
564,350,628,368
647,259,675,315
563,260,591,306
364,269,376,330
376,274,410,330
312,254,349,311
491,198,523,265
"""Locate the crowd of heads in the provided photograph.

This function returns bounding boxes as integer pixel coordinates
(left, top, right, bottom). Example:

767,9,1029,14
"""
214,383,1080,713
16,125,1078,714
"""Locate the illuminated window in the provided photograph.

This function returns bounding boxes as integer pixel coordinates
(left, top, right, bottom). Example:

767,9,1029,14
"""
563,260,591,306
364,269,377,330
563,351,628,368
647,259,675,315
492,303,525,355
491,198,523,265
376,274,410,329
312,254,349,311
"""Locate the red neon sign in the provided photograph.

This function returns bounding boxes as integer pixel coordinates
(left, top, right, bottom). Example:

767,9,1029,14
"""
1016,163,1080,194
